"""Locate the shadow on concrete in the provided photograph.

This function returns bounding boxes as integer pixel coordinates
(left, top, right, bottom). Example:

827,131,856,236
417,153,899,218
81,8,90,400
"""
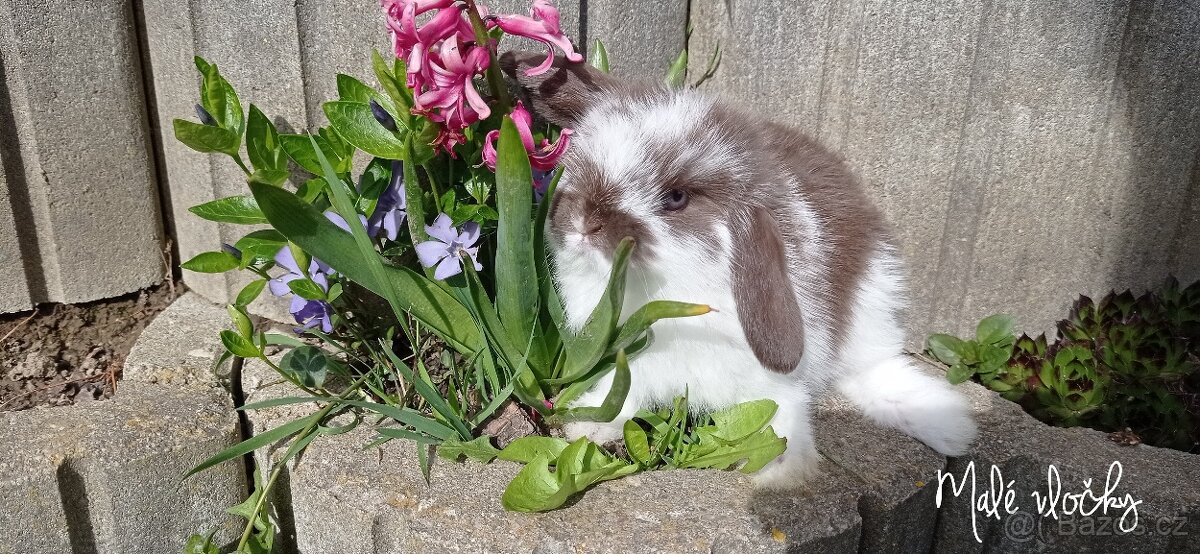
56,461,99,554
1111,2,1200,290
0,52,48,303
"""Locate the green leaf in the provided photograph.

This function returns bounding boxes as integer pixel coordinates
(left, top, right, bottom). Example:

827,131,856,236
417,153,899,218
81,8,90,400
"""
197,58,244,136
438,436,500,463
946,363,974,384
679,427,786,473
926,333,967,365
334,399,455,440
249,182,482,354
372,49,414,113
233,279,264,310
287,278,327,301
501,438,636,512
246,104,285,172
978,344,1011,372
279,345,328,388
588,39,610,72
623,420,652,465
183,533,220,554
173,119,239,156
238,396,321,411
379,341,473,440
233,229,286,262
710,399,779,443
498,436,570,464
181,251,239,273
248,169,290,187
280,133,347,175
534,168,565,332
976,314,1015,345
185,413,319,478
551,349,632,424
557,238,635,383
663,48,688,87
227,304,253,338
323,101,407,159
188,195,268,225
608,301,710,356
219,329,261,359
494,116,540,365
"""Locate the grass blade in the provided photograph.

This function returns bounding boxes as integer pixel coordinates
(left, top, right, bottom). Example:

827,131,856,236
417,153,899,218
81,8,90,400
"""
185,413,319,478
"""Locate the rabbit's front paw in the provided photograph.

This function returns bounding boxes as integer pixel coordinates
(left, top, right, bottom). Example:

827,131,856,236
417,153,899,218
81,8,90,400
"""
562,420,625,445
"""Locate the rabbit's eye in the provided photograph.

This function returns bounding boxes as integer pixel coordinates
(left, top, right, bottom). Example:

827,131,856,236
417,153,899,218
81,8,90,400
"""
662,189,689,211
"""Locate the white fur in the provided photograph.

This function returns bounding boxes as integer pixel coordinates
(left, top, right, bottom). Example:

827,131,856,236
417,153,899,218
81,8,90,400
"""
553,89,976,488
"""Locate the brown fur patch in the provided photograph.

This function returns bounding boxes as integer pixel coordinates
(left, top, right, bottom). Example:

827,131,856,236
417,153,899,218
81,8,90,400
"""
733,207,807,373
548,157,656,260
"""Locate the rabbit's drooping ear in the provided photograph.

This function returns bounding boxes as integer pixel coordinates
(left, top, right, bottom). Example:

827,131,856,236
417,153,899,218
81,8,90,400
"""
733,207,805,374
499,51,619,127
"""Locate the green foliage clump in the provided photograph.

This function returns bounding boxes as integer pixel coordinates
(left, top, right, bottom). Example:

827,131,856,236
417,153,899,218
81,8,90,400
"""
926,278,1200,453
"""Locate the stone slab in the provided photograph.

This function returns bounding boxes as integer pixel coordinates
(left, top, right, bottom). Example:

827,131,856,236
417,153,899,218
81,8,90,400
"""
283,427,862,554
123,291,234,388
0,382,246,554
0,0,164,313
927,359,1200,553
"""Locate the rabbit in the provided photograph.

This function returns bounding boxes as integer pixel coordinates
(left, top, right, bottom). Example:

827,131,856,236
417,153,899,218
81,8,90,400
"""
499,51,978,488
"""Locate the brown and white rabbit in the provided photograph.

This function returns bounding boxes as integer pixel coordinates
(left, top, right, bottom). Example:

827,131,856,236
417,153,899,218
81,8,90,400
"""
500,52,977,487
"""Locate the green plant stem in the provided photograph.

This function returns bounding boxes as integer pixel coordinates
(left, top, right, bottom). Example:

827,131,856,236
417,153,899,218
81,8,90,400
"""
463,0,512,114
422,163,444,213
234,373,371,551
231,153,252,176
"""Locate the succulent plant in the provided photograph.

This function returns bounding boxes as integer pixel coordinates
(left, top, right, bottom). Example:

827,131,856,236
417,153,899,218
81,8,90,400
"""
927,277,1200,453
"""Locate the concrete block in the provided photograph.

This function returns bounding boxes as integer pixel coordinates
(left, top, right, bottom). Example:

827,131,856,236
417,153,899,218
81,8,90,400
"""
0,0,163,313
0,382,246,554
281,427,862,554
688,0,1200,348
0,143,33,314
140,0,309,323
814,391,945,554
929,359,1200,553
123,291,233,388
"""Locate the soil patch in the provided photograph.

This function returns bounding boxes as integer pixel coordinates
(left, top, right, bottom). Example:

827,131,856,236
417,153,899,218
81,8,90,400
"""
0,282,183,412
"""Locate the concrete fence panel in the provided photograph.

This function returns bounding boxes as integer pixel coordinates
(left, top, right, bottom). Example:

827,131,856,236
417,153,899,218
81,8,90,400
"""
0,0,164,313
689,0,1200,345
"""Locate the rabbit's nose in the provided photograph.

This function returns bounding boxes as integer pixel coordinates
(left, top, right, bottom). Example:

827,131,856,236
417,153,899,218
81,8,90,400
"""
583,220,604,235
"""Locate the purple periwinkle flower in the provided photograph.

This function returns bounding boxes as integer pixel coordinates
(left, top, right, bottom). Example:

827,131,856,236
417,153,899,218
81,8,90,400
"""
221,243,242,260
370,99,399,132
195,104,218,126
415,213,483,280
368,160,407,241
268,246,334,334
323,165,406,242
532,168,554,203
324,211,370,234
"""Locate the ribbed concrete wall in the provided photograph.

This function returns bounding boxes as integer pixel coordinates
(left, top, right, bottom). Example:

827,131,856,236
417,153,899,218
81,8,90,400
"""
3,0,1197,349
0,0,164,313
141,0,686,319
689,0,1200,344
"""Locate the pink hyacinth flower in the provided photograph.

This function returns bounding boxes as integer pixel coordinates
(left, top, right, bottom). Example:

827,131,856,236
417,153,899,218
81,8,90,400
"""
488,0,583,76
413,40,493,152
482,101,572,172
386,1,476,90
